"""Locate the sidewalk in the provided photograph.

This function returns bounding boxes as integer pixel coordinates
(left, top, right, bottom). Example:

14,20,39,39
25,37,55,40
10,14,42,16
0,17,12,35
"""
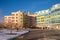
0,29,29,40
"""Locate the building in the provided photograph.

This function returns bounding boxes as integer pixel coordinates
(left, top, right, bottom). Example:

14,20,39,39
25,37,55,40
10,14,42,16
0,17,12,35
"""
49,4,60,24
4,11,27,29
4,16,13,28
23,13,29,28
4,4,60,29
35,4,60,29
28,13,37,28
36,10,49,29
11,11,24,29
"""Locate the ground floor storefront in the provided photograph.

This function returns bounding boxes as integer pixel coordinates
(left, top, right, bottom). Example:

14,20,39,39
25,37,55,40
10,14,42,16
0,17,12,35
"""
36,23,60,30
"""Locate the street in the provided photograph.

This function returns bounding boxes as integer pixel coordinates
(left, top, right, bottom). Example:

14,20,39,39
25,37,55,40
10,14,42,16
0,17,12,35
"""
14,29,60,40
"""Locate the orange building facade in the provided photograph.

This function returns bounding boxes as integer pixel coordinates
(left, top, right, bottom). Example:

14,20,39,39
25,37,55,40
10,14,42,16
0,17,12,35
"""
4,11,26,29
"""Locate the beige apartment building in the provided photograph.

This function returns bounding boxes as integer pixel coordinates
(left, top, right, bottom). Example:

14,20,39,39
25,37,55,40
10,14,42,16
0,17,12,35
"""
4,11,25,29
4,16,13,28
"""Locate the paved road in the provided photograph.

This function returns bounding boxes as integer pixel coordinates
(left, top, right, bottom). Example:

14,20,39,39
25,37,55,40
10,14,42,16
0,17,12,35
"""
14,29,60,40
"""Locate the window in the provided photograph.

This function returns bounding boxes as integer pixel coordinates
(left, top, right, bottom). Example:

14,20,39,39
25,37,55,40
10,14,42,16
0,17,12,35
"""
16,23,18,25
16,17,18,19
16,14,18,16
20,17,23,19
20,15,23,16
12,23,15,25
16,20,18,22
8,20,11,22
9,17,11,19
12,17,15,19
20,20,23,22
12,20,15,22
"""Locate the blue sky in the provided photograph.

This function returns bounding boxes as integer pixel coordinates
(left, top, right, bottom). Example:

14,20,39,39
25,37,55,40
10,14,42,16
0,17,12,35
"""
0,0,60,16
